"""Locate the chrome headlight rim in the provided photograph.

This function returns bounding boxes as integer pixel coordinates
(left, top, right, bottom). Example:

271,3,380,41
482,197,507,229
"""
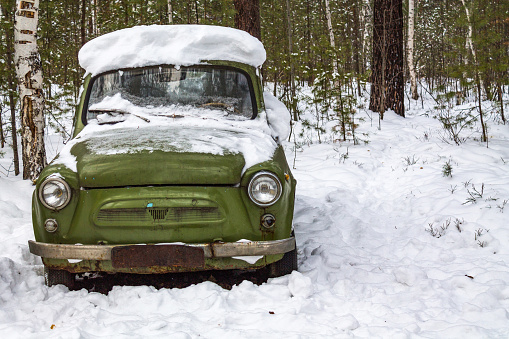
38,176,72,211
248,171,282,207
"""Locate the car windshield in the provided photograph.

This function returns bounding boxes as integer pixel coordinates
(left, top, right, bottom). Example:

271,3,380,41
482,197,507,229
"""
86,66,255,123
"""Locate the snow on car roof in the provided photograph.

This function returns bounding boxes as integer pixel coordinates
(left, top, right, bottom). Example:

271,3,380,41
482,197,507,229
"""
78,25,266,76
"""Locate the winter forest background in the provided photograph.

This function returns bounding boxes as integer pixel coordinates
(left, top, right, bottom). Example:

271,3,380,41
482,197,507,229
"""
0,0,507,176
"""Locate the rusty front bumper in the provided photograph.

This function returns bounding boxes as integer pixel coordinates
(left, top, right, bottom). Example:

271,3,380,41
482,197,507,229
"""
28,238,295,262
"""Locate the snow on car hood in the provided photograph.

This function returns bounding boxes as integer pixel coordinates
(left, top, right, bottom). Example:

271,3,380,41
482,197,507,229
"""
69,126,253,187
52,107,278,182
78,25,266,76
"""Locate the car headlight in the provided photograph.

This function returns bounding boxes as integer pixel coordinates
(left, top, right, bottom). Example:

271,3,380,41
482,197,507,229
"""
248,171,282,206
39,177,71,210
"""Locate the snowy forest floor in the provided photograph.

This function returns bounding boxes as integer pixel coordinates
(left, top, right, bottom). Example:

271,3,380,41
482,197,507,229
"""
0,90,508,338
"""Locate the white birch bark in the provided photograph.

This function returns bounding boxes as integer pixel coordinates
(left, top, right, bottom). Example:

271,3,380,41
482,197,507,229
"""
460,0,477,65
92,0,98,35
324,0,339,79
407,0,418,99
168,0,173,24
460,0,483,96
361,0,370,62
13,0,46,180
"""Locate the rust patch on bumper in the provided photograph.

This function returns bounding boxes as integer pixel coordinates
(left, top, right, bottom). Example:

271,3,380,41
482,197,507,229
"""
111,245,205,269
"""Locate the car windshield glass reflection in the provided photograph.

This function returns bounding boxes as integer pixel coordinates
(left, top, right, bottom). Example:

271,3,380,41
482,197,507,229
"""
86,66,255,123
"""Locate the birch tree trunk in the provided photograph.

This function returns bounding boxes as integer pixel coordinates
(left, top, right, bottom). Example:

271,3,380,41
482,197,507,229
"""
460,0,483,95
361,0,370,69
168,0,173,24
460,0,487,142
92,0,97,36
13,0,47,181
460,0,478,68
407,0,418,100
324,0,339,79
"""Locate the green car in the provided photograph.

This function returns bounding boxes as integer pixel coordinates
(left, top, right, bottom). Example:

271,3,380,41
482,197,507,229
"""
29,25,297,289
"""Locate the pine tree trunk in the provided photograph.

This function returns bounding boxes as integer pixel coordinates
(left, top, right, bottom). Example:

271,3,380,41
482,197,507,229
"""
80,0,86,46
477,76,487,143
352,1,362,97
8,90,20,176
285,0,297,120
194,0,199,24
407,0,418,100
385,0,405,116
0,106,3,148
370,0,387,116
497,83,506,124
233,0,261,40
370,0,405,117
2,0,20,175
305,0,314,84
13,0,47,181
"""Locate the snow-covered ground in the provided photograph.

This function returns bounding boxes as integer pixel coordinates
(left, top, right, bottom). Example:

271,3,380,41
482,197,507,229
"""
0,92,508,338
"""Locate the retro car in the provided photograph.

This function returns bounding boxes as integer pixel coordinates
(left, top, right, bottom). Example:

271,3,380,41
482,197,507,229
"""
28,25,297,288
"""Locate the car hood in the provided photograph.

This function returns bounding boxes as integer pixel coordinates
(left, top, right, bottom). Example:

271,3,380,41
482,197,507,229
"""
62,125,260,187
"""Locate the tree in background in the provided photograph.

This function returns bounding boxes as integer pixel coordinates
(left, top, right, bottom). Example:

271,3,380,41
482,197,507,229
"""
0,101,3,149
14,0,46,180
0,0,507,178
384,0,404,116
233,0,261,40
167,0,173,23
407,0,418,100
370,0,404,118
459,0,487,142
1,0,20,175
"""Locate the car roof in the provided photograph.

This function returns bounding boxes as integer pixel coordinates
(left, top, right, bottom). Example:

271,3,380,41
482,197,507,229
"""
79,25,266,76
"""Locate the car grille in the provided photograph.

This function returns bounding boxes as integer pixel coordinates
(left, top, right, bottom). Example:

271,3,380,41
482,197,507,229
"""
95,206,223,226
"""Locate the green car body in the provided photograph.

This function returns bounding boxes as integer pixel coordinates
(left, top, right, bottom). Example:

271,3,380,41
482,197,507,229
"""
29,59,297,285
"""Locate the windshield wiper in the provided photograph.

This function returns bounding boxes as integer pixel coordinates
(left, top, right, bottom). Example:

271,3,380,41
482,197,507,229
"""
153,113,185,119
89,108,151,123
